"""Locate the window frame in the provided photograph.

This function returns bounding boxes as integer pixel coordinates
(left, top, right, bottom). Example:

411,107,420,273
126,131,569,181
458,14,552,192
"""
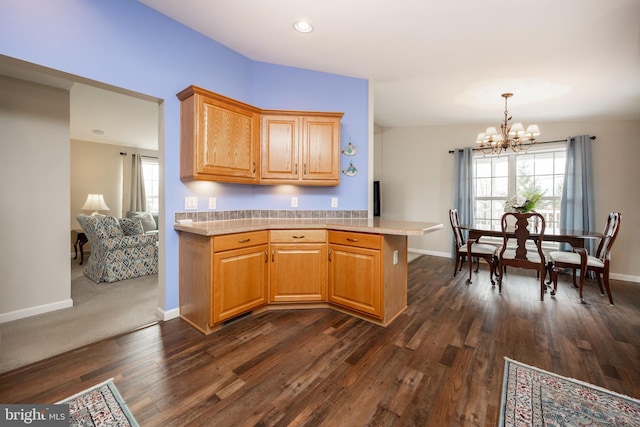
472,143,566,247
141,156,159,214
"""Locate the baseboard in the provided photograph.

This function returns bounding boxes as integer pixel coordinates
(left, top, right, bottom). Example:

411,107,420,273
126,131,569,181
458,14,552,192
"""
0,299,74,324
156,306,179,321
408,248,640,284
610,273,640,284
409,248,451,259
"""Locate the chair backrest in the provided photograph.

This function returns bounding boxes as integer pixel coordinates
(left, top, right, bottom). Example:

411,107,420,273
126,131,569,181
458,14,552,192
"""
448,209,465,248
595,212,621,262
500,212,546,262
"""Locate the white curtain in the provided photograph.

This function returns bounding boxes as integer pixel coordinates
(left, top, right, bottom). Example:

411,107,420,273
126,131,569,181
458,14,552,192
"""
129,154,146,212
452,147,475,257
560,135,595,253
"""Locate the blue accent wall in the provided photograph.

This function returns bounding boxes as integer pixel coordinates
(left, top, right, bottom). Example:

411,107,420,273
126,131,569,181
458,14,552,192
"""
0,0,369,312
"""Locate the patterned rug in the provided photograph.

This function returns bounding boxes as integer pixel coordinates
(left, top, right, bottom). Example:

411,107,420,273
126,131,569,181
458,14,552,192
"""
58,378,139,427
499,357,640,426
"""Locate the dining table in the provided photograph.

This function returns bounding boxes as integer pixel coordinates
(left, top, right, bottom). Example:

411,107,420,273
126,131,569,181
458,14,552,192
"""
458,223,604,287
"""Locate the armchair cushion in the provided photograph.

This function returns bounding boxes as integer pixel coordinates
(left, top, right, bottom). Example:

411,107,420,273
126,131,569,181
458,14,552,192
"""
118,217,145,236
126,211,157,233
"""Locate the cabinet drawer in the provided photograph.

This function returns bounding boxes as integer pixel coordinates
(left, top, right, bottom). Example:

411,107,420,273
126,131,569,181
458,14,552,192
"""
213,231,268,252
270,229,326,243
328,230,381,250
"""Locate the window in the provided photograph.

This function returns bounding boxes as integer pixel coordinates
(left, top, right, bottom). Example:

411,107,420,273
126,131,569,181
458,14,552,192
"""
141,157,159,213
473,148,566,235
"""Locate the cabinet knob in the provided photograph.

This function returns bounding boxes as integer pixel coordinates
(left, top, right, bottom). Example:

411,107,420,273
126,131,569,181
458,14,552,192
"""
295,163,298,174
238,238,251,243
265,250,268,263
252,162,256,174
328,248,332,261
347,238,359,242
292,235,305,239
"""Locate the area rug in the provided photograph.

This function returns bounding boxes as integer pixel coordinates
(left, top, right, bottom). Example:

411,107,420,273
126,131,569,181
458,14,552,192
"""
57,378,139,427
499,357,640,426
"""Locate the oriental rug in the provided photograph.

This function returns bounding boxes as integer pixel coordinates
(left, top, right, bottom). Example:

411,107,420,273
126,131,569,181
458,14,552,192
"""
499,357,640,426
58,378,139,427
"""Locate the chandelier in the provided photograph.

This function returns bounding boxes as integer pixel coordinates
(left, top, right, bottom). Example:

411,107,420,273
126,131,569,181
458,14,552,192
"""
475,93,540,155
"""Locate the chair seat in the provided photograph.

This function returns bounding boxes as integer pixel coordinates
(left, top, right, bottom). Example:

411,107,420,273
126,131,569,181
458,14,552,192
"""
459,243,497,255
549,251,604,269
501,249,543,263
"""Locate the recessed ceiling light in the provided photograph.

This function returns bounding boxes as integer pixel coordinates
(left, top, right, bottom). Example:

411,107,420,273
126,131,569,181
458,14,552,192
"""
293,20,313,33
92,129,104,135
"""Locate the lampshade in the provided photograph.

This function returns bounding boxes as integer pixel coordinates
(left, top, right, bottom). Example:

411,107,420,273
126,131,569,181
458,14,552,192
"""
484,127,498,137
81,194,110,214
525,124,540,137
509,123,525,137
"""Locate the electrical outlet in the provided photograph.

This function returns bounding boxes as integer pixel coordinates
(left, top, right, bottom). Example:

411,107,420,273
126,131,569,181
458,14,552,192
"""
291,196,298,208
184,196,198,210
208,197,217,210
393,250,399,265
331,197,338,208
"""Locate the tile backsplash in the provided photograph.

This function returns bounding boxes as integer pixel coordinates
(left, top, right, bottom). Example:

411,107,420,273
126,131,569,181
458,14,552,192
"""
174,210,368,223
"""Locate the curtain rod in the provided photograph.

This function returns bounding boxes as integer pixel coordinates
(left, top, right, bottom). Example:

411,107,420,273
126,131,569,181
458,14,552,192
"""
120,152,159,160
448,135,596,154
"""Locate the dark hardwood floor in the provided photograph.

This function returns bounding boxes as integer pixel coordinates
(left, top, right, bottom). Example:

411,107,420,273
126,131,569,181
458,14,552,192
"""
1,255,639,426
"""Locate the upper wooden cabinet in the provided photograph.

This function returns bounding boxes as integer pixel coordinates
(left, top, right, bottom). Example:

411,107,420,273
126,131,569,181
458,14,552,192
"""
260,111,343,186
177,86,261,184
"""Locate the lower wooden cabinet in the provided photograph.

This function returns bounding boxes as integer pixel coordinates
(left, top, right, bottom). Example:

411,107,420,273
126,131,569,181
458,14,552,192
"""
269,230,327,302
328,232,382,318
178,231,268,334
328,231,408,324
178,228,408,335
213,242,269,324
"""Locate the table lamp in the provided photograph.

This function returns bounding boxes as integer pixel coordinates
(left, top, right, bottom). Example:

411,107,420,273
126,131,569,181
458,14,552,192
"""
81,194,110,215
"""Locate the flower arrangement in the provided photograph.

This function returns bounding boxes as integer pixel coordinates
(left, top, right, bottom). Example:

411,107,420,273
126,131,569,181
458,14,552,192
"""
504,191,543,213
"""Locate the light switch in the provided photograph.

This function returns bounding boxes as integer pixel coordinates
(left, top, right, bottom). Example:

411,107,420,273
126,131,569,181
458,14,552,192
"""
291,196,298,208
184,196,198,210
393,250,398,265
209,197,217,210
331,197,338,208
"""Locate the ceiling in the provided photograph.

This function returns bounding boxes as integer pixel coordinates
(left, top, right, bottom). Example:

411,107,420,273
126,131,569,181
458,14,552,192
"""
140,0,640,128
2,1,639,151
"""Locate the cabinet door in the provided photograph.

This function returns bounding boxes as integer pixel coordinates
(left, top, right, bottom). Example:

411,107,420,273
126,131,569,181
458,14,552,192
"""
328,244,382,318
270,243,327,302
212,244,268,324
198,95,259,181
301,116,341,183
261,115,299,180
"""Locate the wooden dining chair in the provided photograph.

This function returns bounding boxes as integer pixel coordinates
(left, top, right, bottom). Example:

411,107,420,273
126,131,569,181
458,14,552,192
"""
497,212,547,300
548,212,621,305
449,209,497,285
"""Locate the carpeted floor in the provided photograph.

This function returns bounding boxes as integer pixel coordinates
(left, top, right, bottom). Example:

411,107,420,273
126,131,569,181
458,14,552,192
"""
0,255,159,374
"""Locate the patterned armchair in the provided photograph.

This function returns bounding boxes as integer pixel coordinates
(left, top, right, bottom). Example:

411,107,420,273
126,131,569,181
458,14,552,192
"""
76,214,158,283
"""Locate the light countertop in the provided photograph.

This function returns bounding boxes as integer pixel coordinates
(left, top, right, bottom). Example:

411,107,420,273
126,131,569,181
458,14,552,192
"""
174,217,443,237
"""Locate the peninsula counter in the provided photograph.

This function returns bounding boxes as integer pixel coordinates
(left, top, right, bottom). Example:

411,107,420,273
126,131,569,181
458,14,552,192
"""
175,218,442,334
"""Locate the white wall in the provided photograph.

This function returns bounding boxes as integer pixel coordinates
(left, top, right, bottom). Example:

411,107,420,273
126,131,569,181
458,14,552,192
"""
70,140,123,230
376,119,640,281
0,76,72,320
